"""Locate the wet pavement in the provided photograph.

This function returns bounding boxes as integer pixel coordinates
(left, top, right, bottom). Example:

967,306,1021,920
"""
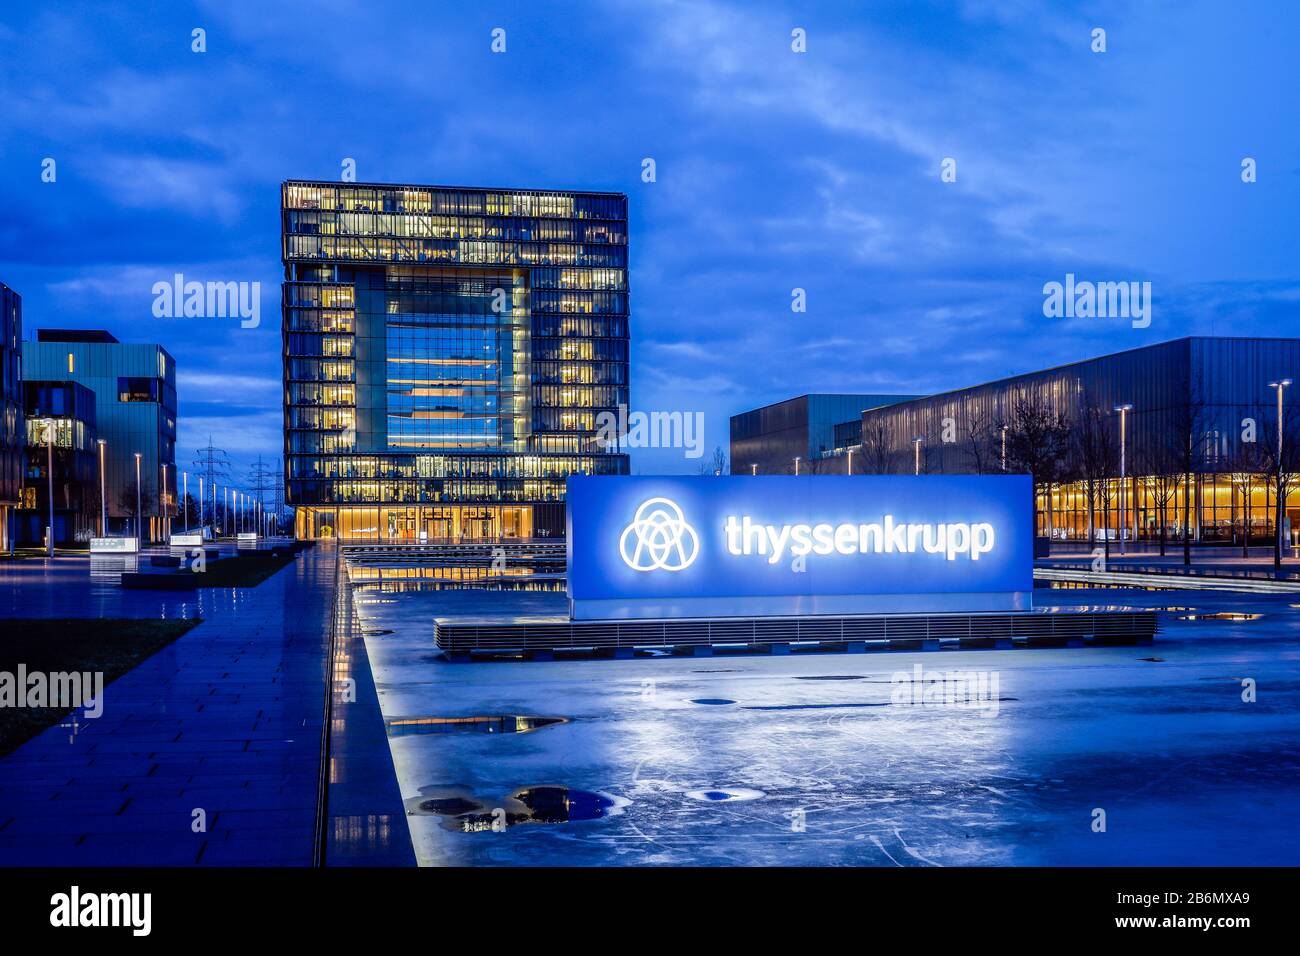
352,579,1300,866
0,548,335,866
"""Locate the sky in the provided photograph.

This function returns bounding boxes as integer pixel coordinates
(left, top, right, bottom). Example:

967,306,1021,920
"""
2,0,1299,477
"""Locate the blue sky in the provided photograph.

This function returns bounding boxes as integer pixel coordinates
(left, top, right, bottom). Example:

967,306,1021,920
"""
2,0,1298,476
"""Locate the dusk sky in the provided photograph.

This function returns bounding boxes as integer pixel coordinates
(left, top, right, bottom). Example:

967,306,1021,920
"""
3,0,1298,476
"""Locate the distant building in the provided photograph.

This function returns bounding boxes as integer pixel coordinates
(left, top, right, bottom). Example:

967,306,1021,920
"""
22,330,177,542
730,393,920,475
280,180,630,541
749,337,1300,546
15,381,98,546
0,284,21,551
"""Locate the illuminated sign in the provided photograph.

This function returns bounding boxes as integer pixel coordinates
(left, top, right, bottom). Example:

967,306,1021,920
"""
566,476,1034,620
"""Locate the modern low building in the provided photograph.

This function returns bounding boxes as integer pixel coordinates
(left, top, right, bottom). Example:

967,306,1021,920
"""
730,393,920,476
281,180,630,541
22,330,177,542
15,380,98,546
760,337,1300,545
0,284,21,551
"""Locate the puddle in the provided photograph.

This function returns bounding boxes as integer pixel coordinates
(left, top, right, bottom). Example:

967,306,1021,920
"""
1138,657,1166,662
1153,607,1196,612
386,715,569,737
689,698,736,706
685,787,766,803
1175,613,1264,621
408,784,628,831
364,628,395,636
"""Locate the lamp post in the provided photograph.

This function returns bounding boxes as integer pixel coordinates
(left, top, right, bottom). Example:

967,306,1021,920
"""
1268,378,1293,561
1000,425,1008,472
847,448,854,476
182,470,188,532
198,476,204,534
96,439,107,537
161,463,169,541
751,463,757,476
913,437,924,476
1114,404,1133,555
41,420,54,558
133,453,142,543
794,456,801,476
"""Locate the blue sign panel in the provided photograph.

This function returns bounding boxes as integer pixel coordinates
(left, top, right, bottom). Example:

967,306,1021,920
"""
566,475,1034,620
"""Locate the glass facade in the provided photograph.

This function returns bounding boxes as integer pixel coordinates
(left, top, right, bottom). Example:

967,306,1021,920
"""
22,332,177,541
843,337,1300,545
730,394,919,475
0,284,21,550
281,181,630,541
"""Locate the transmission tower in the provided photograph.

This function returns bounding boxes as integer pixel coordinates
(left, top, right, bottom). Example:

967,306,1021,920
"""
245,454,283,533
192,436,234,530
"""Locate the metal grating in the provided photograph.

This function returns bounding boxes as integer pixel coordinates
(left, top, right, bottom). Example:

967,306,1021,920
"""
435,609,1157,657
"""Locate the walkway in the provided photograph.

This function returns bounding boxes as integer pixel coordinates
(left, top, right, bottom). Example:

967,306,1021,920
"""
0,547,336,865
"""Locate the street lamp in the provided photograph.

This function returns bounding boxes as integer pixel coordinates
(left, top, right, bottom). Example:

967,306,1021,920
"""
1268,378,1293,558
161,462,169,540
1000,425,1008,472
793,456,801,476
182,470,188,532
913,437,924,476
38,419,55,558
847,448,854,476
1114,404,1133,554
133,453,142,543
198,476,204,533
96,439,107,537
751,463,757,476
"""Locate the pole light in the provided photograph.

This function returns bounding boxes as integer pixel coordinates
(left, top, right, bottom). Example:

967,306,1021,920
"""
794,456,801,476
198,476,204,533
133,453,142,543
182,470,188,532
161,463,169,540
913,437,924,476
40,420,54,558
751,463,757,476
1114,404,1133,554
847,448,854,475
1268,378,1293,557
96,439,107,537
1000,425,1008,472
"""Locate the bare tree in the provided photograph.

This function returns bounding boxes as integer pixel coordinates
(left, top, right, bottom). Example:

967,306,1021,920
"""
1166,371,1207,566
1003,391,1072,541
699,445,728,476
861,420,898,474
1136,442,1179,557
1072,401,1120,561
961,407,996,474
1257,400,1300,569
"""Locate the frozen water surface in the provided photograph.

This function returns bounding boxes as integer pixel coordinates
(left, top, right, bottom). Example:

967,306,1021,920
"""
351,579,1300,867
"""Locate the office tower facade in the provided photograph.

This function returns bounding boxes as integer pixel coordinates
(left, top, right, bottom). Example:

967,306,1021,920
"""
22,330,177,541
281,180,630,541
730,394,920,475
0,284,21,551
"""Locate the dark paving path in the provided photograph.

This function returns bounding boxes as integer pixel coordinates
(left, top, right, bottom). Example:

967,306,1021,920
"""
0,547,337,865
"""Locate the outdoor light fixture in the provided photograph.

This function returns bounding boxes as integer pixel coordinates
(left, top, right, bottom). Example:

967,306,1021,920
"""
913,437,924,476
133,452,142,543
1114,404,1133,554
1268,379,1293,557
96,439,107,537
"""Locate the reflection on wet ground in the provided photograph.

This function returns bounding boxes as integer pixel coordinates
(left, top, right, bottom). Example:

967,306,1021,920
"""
350,563,1300,867
386,715,568,737
409,784,628,831
1175,612,1265,621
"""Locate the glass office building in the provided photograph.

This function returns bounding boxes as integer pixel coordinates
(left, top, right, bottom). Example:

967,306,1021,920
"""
730,394,919,475
22,330,177,542
796,337,1300,545
15,380,98,545
281,180,630,541
0,284,21,551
